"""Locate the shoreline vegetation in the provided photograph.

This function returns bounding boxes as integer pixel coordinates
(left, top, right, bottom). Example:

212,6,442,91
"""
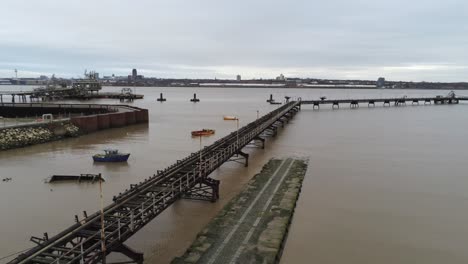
0,122,81,151
172,158,308,264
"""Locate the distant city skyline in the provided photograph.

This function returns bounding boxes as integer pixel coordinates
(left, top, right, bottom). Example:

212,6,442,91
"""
1,0,467,82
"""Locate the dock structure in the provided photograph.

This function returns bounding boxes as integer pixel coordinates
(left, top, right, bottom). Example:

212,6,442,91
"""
0,76,143,102
7,101,300,264
0,90,144,103
301,94,467,109
0,91,35,104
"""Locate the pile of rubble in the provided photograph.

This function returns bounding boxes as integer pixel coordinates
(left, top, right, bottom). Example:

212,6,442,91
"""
0,123,82,150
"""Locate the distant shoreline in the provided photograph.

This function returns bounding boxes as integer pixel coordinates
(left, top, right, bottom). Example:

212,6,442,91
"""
2,84,468,90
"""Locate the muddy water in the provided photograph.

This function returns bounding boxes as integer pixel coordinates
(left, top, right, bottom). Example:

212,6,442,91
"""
0,86,467,263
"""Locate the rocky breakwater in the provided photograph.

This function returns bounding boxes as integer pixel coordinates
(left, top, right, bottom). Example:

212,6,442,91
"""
0,122,81,150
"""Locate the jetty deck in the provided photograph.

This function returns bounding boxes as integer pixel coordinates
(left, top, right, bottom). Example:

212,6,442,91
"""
0,90,143,103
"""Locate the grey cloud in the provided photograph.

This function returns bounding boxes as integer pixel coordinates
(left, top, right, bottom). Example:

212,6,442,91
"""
0,0,467,81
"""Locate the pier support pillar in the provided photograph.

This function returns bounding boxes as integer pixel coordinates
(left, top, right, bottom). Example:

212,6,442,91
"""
350,101,359,108
368,101,375,107
278,119,285,128
264,126,278,137
383,100,390,107
228,151,249,167
114,244,144,264
332,102,339,109
237,151,249,167
394,100,406,106
313,102,320,109
250,136,265,149
182,177,220,202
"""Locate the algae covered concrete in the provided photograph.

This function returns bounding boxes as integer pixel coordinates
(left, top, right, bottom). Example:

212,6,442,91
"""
172,158,308,264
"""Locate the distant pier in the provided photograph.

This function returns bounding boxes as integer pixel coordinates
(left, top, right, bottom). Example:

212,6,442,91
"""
301,94,467,109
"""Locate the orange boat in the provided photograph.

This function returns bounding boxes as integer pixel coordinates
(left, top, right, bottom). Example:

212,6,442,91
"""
191,129,215,136
223,115,238,120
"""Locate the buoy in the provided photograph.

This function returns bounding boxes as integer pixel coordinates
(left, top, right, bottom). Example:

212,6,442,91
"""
266,94,274,103
190,93,200,102
157,93,166,102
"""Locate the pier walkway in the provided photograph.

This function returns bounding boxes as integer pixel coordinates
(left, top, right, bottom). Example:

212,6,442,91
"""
8,101,300,264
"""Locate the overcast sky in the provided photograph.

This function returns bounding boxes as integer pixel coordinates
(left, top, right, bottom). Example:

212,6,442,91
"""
1,0,467,81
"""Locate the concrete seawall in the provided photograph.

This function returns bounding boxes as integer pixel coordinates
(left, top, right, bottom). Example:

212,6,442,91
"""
172,158,308,264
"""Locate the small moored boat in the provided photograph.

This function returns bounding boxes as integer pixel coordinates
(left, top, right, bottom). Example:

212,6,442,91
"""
93,149,130,162
223,116,238,120
191,129,215,136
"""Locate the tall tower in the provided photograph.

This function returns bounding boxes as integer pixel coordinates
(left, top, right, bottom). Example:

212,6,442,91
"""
132,69,137,80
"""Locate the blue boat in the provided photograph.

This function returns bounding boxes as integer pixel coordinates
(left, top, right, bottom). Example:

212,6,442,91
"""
93,149,130,162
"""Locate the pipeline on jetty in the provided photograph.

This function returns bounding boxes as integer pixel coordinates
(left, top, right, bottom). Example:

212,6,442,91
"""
172,158,308,264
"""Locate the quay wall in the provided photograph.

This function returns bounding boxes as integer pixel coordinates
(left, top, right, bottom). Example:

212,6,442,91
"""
0,104,112,118
125,112,136,125
70,115,99,133
0,103,149,133
97,114,110,130
135,108,149,123
109,112,127,127
70,109,148,131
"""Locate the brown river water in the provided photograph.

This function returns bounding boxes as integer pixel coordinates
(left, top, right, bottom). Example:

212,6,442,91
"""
1,86,468,264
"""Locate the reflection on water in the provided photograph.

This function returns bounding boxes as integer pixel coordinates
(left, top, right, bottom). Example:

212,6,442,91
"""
1,87,468,263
